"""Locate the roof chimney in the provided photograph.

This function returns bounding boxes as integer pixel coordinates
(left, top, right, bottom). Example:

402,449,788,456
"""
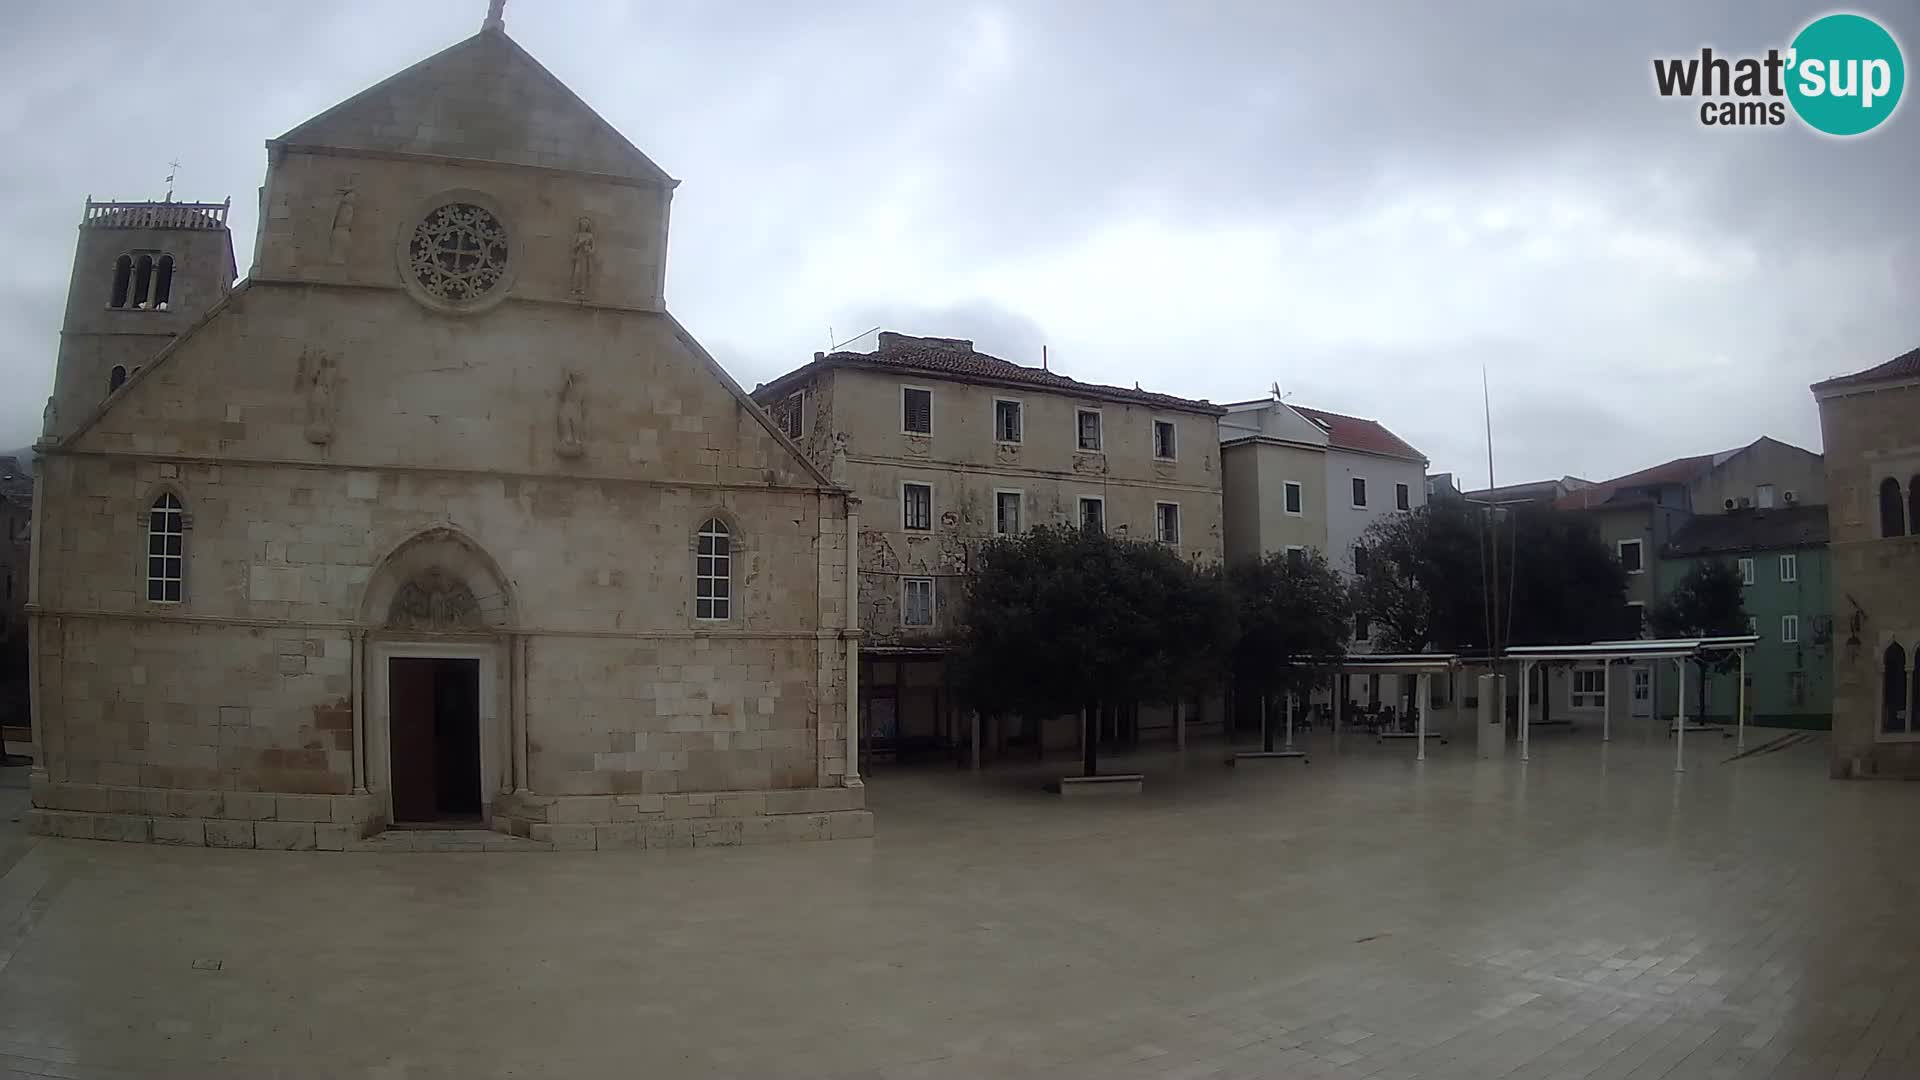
877,331,972,354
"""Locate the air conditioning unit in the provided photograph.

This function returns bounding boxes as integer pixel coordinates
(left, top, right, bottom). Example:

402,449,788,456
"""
1737,497,1751,508
1724,498,1736,510
1784,490,1797,504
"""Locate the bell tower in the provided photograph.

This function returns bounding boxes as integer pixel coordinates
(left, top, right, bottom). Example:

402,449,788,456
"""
45,196,237,441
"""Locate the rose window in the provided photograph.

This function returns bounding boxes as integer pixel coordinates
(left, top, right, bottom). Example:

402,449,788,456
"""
408,203,510,303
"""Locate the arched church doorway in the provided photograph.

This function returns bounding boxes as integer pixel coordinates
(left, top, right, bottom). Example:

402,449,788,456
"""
360,530,516,827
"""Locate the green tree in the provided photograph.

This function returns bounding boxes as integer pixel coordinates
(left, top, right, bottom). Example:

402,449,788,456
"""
1356,503,1630,654
1648,559,1750,718
950,525,1234,776
1230,550,1351,751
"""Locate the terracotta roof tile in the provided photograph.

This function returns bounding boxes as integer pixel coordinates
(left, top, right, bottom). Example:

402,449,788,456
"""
756,335,1224,413
1665,505,1829,556
1287,405,1426,462
1554,454,1720,510
1812,345,1920,391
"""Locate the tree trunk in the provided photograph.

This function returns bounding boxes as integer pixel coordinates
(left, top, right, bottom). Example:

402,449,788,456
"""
1082,701,1099,777
1262,693,1276,752
1541,666,1552,724
1696,665,1707,721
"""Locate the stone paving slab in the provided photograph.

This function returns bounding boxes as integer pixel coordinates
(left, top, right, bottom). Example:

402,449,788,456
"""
0,728,1913,1078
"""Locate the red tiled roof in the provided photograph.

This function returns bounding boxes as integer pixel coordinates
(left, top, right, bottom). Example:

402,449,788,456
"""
1812,345,1920,391
1554,453,1719,510
1288,405,1426,462
755,335,1224,414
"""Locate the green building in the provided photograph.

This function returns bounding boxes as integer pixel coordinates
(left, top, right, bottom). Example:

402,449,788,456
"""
1655,506,1831,728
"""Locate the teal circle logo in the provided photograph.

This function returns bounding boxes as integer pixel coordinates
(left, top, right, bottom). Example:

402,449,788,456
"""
1786,13,1905,135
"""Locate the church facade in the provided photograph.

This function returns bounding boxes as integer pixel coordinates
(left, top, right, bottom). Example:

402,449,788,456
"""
27,15,869,849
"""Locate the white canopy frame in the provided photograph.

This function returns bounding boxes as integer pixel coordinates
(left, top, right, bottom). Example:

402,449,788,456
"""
1506,635,1760,770
1330,654,1462,762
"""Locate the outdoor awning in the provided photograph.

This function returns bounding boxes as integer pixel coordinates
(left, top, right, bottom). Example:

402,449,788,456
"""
1333,653,1461,674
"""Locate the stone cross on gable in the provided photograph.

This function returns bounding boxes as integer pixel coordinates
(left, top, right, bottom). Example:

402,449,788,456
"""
483,0,506,31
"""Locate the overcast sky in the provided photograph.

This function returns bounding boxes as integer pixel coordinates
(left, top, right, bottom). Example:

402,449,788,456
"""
2,1,1913,484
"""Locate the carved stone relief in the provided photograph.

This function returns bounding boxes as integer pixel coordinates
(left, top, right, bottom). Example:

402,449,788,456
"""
994,443,1021,466
829,432,850,485
1071,452,1110,476
387,568,484,631
568,216,595,298
328,187,356,264
556,370,586,459
902,435,931,459
296,346,337,446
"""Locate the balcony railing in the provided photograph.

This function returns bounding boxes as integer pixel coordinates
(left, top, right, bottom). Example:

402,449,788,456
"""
83,197,230,231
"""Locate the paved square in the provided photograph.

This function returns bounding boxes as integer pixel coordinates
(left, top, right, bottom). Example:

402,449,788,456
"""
0,725,1915,1078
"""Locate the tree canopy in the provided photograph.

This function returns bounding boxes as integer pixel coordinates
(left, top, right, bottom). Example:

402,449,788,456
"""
1357,502,1631,652
1649,559,1750,712
1230,549,1351,716
950,525,1234,774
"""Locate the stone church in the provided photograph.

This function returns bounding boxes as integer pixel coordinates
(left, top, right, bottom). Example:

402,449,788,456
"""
27,7,869,849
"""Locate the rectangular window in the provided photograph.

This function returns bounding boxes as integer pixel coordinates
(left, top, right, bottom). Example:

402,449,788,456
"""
1355,611,1371,640
1078,496,1104,533
901,387,932,435
1781,614,1799,643
1788,670,1807,706
1395,482,1410,511
1351,477,1367,507
1153,420,1177,460
1156,502,1181,544
1076,409,1103,452
901,577,934,627
1285,545,1306,568
1283,481,1303,515
780,391,804,439
1571,668,1605,709
1632,666,1651,702
994,399,1023,444
995,490,1022,536
902,482,932,531
1618,539,1643,574
1625,601,1647,637
1756,483,1775,508
1747,615,1760,638
1353,545,1369,576
1738,557,1755,586
1779,553,1798,582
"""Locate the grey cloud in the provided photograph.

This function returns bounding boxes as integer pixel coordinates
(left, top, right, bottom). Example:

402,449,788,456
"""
0,0,1912,485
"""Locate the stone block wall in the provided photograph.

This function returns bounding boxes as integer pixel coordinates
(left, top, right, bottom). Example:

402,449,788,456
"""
1817,379,1920,777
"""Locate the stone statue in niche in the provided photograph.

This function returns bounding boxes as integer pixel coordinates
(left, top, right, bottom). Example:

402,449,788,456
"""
556,369,586,458
40,397,56,439
328,187,356,264
569,216,595,298
388,568,484,631
829,432,850,485
296,346,337,446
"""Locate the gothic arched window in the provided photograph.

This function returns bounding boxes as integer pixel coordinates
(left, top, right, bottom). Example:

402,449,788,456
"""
153,254,175,309
1879,477,1906,538
131,255,155,310
1886,642,1910,735
695,518,731,621
109,365,127,392
146,493,184,602
109,255,133,308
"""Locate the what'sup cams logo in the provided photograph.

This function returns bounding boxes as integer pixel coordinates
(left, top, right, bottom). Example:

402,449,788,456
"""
1654,12,1905,135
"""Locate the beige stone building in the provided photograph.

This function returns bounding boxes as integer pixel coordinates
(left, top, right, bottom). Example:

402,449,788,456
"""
753,333,1225,760
27,12,868,849
1812,345,1920,779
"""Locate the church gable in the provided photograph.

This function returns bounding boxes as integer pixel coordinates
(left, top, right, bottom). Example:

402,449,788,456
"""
274,29,673,185
62,284,829,491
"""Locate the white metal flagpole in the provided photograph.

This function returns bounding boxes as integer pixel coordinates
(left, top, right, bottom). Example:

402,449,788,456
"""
1520,661,1532,762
